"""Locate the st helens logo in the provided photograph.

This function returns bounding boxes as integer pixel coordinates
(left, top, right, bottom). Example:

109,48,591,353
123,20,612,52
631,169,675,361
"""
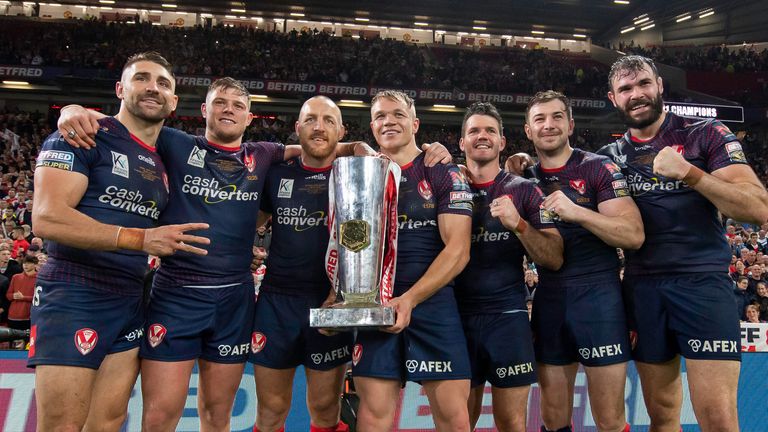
417,180,433,201
74,328,98,356
148,324,167,348
569,179,586,195
352,344,363,366
244,153,255,173
671,144,684,155
252,332,267,353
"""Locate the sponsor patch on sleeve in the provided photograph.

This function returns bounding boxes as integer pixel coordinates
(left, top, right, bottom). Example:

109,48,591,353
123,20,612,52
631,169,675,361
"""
448,190,473,210
539,208,557,223
725,142,747,163
36,150,74,171
611,179,630,197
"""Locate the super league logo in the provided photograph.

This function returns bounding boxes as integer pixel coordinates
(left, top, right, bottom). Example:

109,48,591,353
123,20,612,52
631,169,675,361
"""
148,324,167,348
74,328,98,356
251,332,267,353
405,360,418,373
352,344,362,366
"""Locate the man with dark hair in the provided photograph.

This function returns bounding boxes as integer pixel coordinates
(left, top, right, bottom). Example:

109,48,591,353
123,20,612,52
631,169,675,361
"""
600,54,768,431
521,90,643,432
455,101,563,431
32,51,209,432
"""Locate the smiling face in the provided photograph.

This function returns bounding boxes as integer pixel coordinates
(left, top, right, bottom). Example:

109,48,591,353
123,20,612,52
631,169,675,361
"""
461,114,505,165
370,96,419,154
203,86,253,145
117,60,178,123
525,98,574,154
608,62,664,130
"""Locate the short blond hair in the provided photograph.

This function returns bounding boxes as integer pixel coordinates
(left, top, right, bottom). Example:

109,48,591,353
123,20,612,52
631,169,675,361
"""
371,90,416,118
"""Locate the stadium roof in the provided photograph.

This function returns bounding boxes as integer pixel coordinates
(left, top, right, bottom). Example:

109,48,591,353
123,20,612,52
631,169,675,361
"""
59,0,750,41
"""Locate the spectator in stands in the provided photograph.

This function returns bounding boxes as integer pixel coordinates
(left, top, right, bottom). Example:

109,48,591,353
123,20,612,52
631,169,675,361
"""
10,226,29,259
731,260,746,281
744,304,765,323
746,232,762,253
748,264,767,296
523,269,538,296
5,255,37,348
754,282,768,321
15,200,32,228
734,277,753,321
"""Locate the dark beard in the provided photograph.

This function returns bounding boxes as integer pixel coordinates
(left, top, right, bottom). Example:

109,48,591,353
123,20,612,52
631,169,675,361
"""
617,95,664,129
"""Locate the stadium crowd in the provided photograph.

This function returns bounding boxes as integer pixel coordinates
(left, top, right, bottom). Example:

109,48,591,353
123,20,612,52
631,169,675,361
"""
0,18,608,97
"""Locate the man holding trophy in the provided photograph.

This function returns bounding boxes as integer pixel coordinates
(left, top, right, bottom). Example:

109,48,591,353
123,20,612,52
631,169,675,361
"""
338,90,475,432
256,95,453,432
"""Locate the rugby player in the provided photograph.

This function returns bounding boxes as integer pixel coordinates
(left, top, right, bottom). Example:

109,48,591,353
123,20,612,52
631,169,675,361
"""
31,52,209,432
352,90,473,432
455,101,564,432
600,55,768,431
524,91,643,432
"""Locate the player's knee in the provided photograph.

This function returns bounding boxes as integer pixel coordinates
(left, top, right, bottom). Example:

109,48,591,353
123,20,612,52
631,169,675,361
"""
142,406,178,431
307,392,341,417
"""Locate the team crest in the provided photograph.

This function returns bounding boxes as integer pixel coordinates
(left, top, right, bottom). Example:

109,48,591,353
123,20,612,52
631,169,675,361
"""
252,332,267,353
417,180,433,201
671,144,684,155
74,328,98,356
147,324,167,348
352,344,362,366
28,325,37,357
244,152,255,173
569,179,586,195
110,151,129,178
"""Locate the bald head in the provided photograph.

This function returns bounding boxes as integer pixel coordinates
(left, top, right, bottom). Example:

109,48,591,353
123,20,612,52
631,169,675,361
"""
295,96,346,162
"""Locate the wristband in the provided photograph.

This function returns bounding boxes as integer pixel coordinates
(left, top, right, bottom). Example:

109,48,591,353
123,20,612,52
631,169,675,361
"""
513,218,528,236
116,226,145,251
682,165,704,187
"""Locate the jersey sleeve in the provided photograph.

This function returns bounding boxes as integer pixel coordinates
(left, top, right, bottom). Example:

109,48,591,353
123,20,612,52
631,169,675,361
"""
592,156,631,203
701,120,748,172
428,163,473,216
248,141,285,164
156,126,194,159
36,132,94,176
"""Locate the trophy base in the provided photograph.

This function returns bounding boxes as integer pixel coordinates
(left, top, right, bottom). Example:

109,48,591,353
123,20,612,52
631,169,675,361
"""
310,306,395,330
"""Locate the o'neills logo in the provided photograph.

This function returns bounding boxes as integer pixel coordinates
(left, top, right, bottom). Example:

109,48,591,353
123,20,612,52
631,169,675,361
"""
98,186,160,220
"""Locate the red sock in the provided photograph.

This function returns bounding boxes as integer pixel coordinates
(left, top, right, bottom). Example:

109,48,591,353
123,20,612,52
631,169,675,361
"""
310,421,349,432
623,424,631,432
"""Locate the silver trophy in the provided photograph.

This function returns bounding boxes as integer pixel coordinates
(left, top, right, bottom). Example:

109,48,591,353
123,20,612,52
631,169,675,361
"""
310,157,400,329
